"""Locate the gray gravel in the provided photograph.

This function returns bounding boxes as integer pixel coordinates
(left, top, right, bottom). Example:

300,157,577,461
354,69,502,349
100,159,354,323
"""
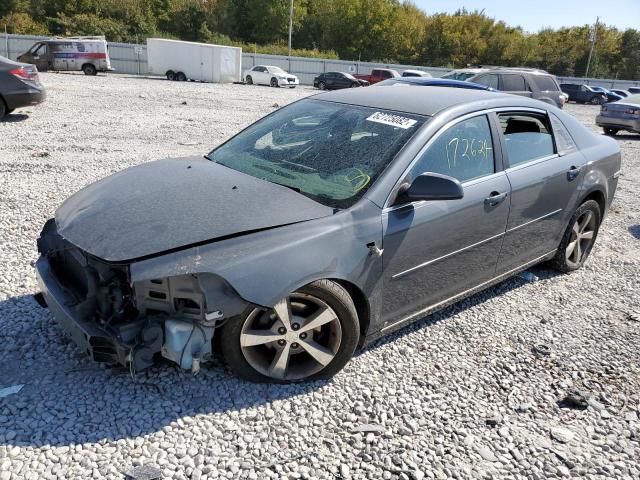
0,73,639,479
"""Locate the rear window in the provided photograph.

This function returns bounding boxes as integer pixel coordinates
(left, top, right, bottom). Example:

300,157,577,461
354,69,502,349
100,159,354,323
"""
499,113,555,167
536,75,560,91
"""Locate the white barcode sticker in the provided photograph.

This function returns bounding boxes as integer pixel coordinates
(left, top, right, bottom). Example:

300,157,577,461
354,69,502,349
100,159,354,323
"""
366,111,417,129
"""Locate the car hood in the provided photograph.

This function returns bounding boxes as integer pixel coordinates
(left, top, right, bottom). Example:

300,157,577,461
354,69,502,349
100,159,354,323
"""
55,156,334,262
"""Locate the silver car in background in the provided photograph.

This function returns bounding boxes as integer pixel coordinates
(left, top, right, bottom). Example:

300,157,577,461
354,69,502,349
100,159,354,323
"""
596,94,640,136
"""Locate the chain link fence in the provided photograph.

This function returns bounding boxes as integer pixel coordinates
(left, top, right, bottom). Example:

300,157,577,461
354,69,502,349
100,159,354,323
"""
2,33,639,89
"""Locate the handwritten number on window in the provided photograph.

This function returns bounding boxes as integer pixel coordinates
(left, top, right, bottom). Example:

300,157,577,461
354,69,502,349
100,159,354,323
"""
446,136,492,170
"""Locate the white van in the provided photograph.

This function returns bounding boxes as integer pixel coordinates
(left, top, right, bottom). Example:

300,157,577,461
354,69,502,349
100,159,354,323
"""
18,36,113,75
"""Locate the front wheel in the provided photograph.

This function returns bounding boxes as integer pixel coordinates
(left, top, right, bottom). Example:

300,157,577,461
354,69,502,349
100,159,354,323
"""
245,75,253,85
0,98,6,119
350,82,359,88
166,70,175,81
549,200,601,272
82,63,97,76
270,77,279,87
591,95,606,105
220,280,359,383
318,81,326,90
603,127,619,136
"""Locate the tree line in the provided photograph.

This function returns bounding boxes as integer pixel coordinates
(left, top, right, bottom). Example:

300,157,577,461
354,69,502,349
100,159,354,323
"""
1,0,639,79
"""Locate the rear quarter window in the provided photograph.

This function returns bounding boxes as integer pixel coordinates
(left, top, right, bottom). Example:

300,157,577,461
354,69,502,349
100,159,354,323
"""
549,113,578,155
535,75,560,91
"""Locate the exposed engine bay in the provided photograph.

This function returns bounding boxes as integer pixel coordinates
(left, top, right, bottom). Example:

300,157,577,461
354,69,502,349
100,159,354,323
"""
35,219,245,373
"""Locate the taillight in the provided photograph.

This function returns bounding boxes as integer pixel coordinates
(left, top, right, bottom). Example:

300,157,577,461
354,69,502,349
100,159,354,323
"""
9,67,39,83
626,107,640,116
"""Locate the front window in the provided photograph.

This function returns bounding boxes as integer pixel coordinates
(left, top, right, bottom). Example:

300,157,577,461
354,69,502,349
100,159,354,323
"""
409,115,495,183
207,99,426,209
475,74,499,89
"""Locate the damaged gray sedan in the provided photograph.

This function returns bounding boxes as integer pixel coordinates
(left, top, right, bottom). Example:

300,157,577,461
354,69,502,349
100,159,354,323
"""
36,87,620,382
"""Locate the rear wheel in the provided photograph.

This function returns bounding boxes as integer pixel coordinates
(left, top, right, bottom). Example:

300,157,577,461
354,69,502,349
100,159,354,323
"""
0,98,6,119
220,280,359,383
175,72,187,81
549,200,601,272
270,77,279,88
166,70,175,81
245,75,253,85
603,127,619,136
82,63,97,76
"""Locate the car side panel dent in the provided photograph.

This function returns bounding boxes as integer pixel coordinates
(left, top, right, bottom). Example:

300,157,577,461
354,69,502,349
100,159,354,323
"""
129,199,384,332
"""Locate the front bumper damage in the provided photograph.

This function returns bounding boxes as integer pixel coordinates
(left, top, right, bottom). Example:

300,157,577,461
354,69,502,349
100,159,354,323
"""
35,219,247,372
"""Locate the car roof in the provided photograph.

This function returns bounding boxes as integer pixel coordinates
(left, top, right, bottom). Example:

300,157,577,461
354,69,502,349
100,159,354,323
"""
314,86,528,117
377,77,492,90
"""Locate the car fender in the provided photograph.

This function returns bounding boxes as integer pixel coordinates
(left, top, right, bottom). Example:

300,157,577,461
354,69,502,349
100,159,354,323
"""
129,199,384,321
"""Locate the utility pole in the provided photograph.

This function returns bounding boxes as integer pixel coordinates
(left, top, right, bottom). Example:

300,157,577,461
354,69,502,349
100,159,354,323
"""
288,0,294,56
585,16,598,78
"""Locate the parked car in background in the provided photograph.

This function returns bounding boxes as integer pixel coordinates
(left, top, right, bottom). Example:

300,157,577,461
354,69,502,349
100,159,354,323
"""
611,89,631,98
35,87,620,383
589,86,624,102
313,71,369,90
354,68,399,84
244,65,299,88
628,87,640,94
560,84,608,105
440,68,489,81
469,69,565,108
374,77,495,91
0,55,45,118
596,93,640,136
401,69,432,78
18,36,112,76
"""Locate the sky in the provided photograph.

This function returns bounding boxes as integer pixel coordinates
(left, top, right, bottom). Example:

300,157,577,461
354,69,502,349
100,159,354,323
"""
412,0,640,32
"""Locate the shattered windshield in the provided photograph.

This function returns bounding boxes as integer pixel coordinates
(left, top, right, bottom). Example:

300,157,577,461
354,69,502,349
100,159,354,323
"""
207,99,425,209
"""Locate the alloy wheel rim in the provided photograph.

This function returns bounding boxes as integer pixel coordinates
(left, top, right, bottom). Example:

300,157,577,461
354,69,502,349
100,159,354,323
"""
566,210,596,267
240,293,342,380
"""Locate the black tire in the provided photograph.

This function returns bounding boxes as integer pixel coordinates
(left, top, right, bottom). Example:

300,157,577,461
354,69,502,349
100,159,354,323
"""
176,72,187,82
220,279,360,383
318,81,326,90
591,95,605,105
350,82,358,88
0,97,6,119
166,70,175,81
82,63,97,76
246,75,253,85
270,77,279,88
549,200,601,273
603,127,619,136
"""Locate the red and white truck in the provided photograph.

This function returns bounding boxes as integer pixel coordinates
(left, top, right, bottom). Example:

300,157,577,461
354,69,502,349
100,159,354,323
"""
354,68,400,85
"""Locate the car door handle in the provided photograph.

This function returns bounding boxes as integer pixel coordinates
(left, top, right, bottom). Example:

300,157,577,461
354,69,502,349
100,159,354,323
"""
567,165,581,181
484,191,508,206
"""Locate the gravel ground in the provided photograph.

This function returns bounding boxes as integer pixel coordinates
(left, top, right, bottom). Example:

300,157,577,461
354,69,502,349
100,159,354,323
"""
0,73,638,480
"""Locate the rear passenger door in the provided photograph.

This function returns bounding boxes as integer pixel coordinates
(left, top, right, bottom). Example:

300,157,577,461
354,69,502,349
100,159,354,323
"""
500,74,531,98
495,110,586,273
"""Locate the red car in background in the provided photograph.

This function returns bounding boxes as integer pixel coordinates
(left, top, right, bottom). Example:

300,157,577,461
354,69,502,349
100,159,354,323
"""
354,68,399,85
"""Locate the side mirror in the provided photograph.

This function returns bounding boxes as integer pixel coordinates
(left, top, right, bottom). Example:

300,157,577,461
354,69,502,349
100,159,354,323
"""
396,172,463,204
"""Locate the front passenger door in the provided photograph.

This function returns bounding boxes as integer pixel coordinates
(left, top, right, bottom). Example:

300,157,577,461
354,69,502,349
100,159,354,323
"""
381,113,511,327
